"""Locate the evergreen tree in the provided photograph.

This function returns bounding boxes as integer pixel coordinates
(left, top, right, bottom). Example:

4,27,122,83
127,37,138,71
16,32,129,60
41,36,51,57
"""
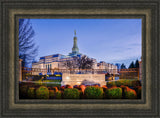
121,63,126,69
128,61,135,68
135,59,139,68
115,63,121,71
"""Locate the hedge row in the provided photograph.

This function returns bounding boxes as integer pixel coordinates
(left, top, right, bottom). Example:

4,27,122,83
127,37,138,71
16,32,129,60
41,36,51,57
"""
107,79,141,87
19,85,141,99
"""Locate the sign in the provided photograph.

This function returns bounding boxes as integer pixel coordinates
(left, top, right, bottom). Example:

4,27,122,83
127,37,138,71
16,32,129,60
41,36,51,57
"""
61,74,106,87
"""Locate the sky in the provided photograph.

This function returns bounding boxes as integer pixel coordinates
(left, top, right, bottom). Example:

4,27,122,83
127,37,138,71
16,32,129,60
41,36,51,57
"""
29,19,142,68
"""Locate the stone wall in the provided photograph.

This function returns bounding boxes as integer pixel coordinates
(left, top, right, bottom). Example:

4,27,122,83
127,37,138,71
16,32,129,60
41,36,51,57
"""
61,74,106,87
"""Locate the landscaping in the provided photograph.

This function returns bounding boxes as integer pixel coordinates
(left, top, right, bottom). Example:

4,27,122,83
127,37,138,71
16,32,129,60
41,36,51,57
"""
19,79,141,99
107,79,141,87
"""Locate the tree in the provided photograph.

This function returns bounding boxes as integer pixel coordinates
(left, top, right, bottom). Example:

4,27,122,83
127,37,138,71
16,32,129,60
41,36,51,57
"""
128,61,135,68
63,57,78,69
63,55,94,69
120,63,126,69
63,60,74,69
77,55,94,69
115,63,121,70
19,19,38,67
134,59,139,68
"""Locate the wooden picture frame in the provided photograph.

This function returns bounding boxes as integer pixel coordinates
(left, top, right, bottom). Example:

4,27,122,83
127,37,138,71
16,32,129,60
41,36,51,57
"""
0,0,159,117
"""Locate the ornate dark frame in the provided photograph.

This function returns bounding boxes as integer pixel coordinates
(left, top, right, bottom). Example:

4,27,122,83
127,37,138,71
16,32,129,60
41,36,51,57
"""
0,0,159,117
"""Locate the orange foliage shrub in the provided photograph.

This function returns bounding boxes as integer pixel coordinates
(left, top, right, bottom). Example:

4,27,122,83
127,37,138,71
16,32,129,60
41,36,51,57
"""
49,90,55,99
79,85,86,93
60,86,65,91
65,85,73,89
124,87,137,99
52,87,58,92
102,85,108,92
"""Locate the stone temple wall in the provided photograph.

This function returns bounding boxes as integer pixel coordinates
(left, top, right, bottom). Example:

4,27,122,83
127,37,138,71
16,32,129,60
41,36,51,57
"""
61,73,106,87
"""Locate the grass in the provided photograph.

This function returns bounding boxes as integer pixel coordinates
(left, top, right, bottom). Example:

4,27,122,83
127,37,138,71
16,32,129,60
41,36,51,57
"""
34,79,61,87
42,80,61,82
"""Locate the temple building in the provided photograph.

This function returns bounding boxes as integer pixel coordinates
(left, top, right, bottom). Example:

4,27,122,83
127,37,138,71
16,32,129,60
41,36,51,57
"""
32,31,117,74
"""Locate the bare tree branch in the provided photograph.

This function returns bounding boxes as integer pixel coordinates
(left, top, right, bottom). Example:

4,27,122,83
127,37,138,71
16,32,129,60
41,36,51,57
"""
63,55,94,69
19,19,38,67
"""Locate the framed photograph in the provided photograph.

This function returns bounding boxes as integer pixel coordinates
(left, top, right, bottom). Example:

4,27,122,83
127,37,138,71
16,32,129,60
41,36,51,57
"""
0,0,159,117
19,18,142,100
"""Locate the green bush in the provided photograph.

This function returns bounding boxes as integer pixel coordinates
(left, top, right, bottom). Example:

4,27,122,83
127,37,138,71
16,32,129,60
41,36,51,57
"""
36,86,49,99
107,81,116,87
132,80,141,87
49,90,55,99
19,85,28,99
107,79,141,87
55,91,61,99
105,87,122,99
124,87,137,99
124,80,132,87
27,87,35,99
84,86,103,99
114,81,122,87
63,88,80,99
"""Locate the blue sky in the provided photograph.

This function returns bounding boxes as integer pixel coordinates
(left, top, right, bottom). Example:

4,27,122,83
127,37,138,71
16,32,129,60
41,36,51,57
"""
30,19,142,68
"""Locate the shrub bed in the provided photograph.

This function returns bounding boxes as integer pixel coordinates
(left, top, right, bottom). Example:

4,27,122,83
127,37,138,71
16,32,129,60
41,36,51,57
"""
36,86,49,99
105,87,122,99
84,86,103,99
19,85,29,99
79,85,86,93
107,81,116,87
63,88,80,99
52,87,58,92
79,90,84,99
132,80,141,87
137,86,142,99
49,90,55,99
27,87,35,99
65,85,73,89
55,91,61,99
124,87,137,99
134,86,141,99
107,79,141,87
19,82,141,99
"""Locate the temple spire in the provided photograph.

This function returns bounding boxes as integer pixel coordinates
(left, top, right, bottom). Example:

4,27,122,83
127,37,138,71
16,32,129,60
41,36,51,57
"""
72,30,79,54
68,30,81,56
